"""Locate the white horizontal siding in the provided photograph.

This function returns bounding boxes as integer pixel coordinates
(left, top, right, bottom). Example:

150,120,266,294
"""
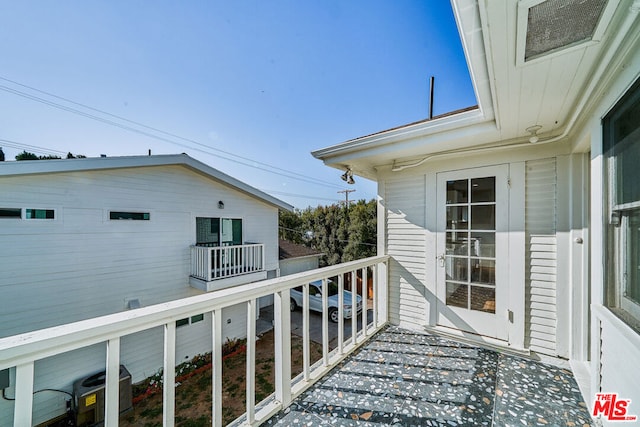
385,176,427,329
0,164,279,424
525,158,558,356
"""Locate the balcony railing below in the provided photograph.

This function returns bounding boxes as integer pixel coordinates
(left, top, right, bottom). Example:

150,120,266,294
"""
190,243,265,283
0,255,389,427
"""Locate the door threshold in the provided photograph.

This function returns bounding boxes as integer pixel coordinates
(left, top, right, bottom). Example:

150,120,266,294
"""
424,325,530,357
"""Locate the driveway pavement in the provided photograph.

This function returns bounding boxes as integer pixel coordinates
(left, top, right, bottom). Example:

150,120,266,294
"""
258,304,374,347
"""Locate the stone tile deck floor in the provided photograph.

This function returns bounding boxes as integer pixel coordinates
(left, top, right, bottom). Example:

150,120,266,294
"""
263,326,592,426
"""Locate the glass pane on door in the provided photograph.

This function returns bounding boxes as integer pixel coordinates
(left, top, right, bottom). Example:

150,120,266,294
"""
444,177,497,312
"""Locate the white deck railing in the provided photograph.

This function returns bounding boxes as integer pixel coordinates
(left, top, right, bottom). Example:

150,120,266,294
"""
0,255,389,427
190,243,265,282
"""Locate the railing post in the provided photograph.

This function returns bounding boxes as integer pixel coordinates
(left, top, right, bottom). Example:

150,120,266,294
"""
321,278,329,367
373,263,378,328
377,261,388,326
206,247,213,282
302,283,310,381
274,288,292,407
246,299,256,424
362,267,368,337
351,270,357,346
163,322,176,427
104,338,121,427
14,362,34,427
212,308,223,426
338,274,344,355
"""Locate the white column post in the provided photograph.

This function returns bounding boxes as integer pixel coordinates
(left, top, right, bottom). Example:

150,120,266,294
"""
338,274,345,354
321,278,329,367
14,362,34,427
246,299,256,424
212,309,223,426
351,270,357,346
302,282,310,381
105,338,121,427
274,288,292,407
163,322,176,427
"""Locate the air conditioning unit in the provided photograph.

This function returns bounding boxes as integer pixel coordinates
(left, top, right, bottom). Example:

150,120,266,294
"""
73,365,132,426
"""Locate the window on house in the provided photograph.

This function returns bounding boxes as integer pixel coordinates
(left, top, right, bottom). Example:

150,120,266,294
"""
196,217,242,246
0,208,21,218
604,76,640,330
176,314,204,327
110,211,150,220
25,209,55,219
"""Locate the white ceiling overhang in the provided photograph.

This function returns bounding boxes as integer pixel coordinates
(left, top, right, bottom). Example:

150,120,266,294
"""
312,0,640,180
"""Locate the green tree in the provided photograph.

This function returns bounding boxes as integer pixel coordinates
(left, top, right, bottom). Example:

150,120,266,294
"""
15,150,39,160
0,147,5,161
279,199,377,267
279,209,304,243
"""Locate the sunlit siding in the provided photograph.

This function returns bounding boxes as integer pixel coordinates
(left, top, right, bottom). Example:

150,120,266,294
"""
0,164,278,424
385,175,427,329
524,158,558,355
0,165,278,338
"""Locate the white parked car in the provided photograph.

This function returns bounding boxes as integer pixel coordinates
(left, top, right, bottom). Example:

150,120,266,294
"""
290,279,363,323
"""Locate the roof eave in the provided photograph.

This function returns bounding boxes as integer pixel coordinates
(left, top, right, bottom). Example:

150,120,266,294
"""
0,154,294,212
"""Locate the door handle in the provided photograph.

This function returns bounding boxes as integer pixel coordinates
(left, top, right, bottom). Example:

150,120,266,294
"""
437,253,445,267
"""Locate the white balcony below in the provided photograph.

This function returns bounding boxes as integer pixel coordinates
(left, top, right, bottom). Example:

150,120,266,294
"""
190,243,266,292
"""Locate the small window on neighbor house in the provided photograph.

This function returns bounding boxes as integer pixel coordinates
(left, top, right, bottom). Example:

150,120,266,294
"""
176,318,189,328
25,209,54,219
0,208,21,218
110,211,150,221
191,314,204,323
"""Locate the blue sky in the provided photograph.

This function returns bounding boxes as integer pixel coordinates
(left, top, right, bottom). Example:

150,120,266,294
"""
0,1,475,209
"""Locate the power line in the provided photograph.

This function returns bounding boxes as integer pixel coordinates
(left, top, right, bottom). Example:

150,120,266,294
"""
0,138,67,156
0,77,343,189
260,189,340,202
278,226,376,247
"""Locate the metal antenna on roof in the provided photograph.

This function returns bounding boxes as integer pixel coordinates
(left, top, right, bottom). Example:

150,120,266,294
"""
429,76,435,120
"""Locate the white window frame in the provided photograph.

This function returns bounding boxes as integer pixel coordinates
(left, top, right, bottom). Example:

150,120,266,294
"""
604,76,640,326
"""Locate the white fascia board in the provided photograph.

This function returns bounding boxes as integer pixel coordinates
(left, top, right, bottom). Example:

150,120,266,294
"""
312,108,487,160
0,154,294,212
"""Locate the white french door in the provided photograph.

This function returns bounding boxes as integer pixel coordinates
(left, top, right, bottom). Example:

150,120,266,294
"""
436,165,509,340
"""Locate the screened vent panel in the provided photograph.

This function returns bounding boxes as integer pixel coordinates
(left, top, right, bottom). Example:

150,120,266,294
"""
525,0,607,61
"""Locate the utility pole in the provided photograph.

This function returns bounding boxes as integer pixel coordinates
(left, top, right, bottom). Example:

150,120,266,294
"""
338,189,356,207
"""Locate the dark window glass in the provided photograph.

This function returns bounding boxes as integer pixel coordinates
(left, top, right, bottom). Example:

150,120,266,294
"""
25,209,54,219
0,208,21,218
110,212,150,220
176,318,189,327
191,314,204,323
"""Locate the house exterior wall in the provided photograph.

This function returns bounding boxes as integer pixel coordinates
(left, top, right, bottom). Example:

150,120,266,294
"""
0,164,278,425
279,256,320,277
379,146,586,357
587,37,640,423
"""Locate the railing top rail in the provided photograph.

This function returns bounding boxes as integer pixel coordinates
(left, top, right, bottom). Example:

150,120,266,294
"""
0,255,388,370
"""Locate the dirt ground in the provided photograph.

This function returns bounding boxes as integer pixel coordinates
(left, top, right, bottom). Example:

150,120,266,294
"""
120,330,323,427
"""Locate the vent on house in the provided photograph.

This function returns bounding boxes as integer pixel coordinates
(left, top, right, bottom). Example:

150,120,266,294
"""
517,0,615,64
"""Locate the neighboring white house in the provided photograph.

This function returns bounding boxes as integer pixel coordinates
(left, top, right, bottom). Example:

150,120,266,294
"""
278,239,323,277
0,153,292,425
313,0,640,423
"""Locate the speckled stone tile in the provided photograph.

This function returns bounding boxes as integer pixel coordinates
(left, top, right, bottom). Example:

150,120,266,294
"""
262,326,592,426
493,355,592,426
